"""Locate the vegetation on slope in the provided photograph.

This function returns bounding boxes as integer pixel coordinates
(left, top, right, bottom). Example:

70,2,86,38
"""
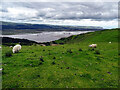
1,37,38,46
54,29,118,44
2,29,118,88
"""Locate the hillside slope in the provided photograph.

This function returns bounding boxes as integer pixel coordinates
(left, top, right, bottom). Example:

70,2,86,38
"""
2,29,118,88
54,29,118,44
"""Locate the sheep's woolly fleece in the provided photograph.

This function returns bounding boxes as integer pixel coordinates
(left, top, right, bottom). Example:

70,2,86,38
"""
12,44,22,53
89,44,97,48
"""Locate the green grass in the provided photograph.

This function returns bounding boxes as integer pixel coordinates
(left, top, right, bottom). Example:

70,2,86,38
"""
2,29,118,88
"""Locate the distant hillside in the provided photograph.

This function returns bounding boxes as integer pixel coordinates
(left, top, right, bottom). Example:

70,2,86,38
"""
0,21,103,35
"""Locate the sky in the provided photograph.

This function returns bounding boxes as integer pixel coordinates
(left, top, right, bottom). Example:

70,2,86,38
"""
0,0,119,29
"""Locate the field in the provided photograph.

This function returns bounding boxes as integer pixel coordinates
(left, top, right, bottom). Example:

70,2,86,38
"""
2,29,118,88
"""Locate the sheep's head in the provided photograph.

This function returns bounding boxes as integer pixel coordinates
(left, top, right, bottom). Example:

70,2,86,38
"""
89,45,92,47
12,50,15,53
12,49,19,53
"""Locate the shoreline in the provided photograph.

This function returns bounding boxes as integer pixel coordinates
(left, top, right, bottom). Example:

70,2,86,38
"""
1,31,93,43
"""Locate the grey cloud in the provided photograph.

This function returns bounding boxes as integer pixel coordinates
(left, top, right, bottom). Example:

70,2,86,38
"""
1,2,118,22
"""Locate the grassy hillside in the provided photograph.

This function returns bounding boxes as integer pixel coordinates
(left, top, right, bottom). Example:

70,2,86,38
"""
54,29,118,44
2,29,118,88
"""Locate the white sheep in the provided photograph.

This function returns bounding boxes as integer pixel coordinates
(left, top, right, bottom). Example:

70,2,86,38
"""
0,68,2,71
89,44,97,48
12,44,22,53
0,46,1,49
109,42,111,44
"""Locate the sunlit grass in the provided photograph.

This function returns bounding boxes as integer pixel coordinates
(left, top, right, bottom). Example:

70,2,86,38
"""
2,29,118,88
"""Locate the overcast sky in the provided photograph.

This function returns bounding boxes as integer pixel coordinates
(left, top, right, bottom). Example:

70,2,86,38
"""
0,1,119,29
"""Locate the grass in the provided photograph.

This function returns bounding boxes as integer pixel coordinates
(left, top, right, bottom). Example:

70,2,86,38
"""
2,29,118,88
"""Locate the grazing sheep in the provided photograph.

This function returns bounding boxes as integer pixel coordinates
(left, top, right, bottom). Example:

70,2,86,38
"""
109,42,111,44
0,68,2,71
89,44,97,48
92,44,97,48
0,46,1,49
51,44,59,46
12,44,22,53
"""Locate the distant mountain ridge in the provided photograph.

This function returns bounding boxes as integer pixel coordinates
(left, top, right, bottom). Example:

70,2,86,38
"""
1,21,103,30
0,21,103,35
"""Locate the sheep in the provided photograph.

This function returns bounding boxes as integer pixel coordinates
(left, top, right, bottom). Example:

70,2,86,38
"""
0,46,1,49
51,44,59,46
92,44,97,48
109,42,111,44
89,44,97,48
0,68,2,71
12,44,22,53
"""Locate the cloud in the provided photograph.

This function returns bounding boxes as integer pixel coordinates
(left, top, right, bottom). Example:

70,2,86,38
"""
2,0,120,2
2,7,38,20
1,2,118,28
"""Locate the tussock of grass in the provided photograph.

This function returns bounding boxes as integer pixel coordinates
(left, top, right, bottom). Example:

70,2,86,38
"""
5,51,12,57
94,50,100,54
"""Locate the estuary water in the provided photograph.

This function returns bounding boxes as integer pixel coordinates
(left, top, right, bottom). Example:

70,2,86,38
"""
1,31,93,43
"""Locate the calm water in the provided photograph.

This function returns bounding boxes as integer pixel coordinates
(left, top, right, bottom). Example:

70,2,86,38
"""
1,31,93,43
